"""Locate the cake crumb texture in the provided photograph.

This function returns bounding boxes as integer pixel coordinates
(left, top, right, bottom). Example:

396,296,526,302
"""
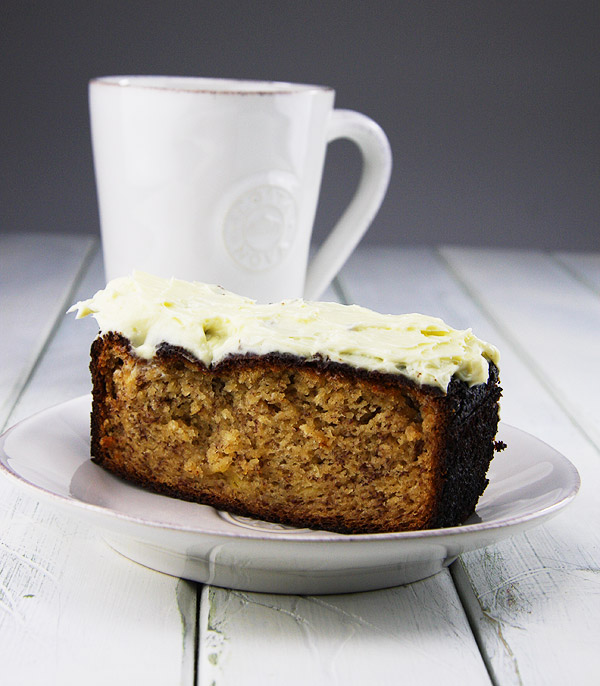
90,333,502,534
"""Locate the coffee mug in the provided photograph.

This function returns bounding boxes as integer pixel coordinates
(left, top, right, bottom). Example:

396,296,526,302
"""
89,76,392,301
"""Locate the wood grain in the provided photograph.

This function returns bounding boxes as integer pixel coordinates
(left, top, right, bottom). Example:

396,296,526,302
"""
196,247,494,685
199,578,490,686
3,238,598,684
555,250,600,293
0,233,96,431
0,239,195,684
440,246,600,686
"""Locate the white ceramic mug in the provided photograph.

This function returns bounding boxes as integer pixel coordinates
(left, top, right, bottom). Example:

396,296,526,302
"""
89,76,392,301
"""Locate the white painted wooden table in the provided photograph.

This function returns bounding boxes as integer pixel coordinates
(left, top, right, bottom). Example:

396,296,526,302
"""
1,232,599,685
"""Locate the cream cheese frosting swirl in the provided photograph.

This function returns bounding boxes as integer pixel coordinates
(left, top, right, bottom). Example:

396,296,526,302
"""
70,271,499,391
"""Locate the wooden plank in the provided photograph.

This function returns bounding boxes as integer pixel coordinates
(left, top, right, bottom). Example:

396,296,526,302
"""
6,253,338,684
200,579,490,686
0,493,197,686
0,233,96,431
334,245,484,323
0,245,197,685
555,250,600,293
6,249,103,425
437,246,600,686
440,248,600,450
338,246,596,449
196,248,491,685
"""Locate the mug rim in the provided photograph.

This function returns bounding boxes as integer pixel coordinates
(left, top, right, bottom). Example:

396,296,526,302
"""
89,75,334,95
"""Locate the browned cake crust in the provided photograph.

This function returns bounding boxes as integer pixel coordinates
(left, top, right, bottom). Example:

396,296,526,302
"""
89,332,503,534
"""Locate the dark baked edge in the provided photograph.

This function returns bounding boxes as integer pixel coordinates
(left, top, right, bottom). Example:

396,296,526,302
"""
429,360,503,528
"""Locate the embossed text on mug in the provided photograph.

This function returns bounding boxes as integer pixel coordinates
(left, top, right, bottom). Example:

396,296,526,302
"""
223,184,296,272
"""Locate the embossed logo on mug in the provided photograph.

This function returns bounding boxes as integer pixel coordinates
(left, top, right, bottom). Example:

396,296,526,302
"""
223,185,296,271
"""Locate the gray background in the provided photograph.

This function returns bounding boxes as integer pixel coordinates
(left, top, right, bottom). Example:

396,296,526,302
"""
2,1,598,250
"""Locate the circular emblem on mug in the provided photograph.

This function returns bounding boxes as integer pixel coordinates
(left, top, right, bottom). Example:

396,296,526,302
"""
223,185,296,271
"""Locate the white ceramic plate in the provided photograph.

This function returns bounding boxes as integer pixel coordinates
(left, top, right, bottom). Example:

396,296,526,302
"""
0,395,580,594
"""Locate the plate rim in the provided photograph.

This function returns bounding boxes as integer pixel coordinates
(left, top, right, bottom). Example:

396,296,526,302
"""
0,394,581,545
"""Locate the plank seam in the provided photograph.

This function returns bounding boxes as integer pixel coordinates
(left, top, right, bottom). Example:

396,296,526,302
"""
552,252,600,298
194,583,201,686
434,245,600,683
450,560,518,686
436,246,600,455
331,274,351,305
2,238,100,432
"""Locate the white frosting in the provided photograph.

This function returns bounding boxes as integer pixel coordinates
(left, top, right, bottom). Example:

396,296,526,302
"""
69,271,499,391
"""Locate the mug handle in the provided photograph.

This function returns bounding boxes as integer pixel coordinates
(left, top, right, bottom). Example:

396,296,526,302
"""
303,110,392,300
